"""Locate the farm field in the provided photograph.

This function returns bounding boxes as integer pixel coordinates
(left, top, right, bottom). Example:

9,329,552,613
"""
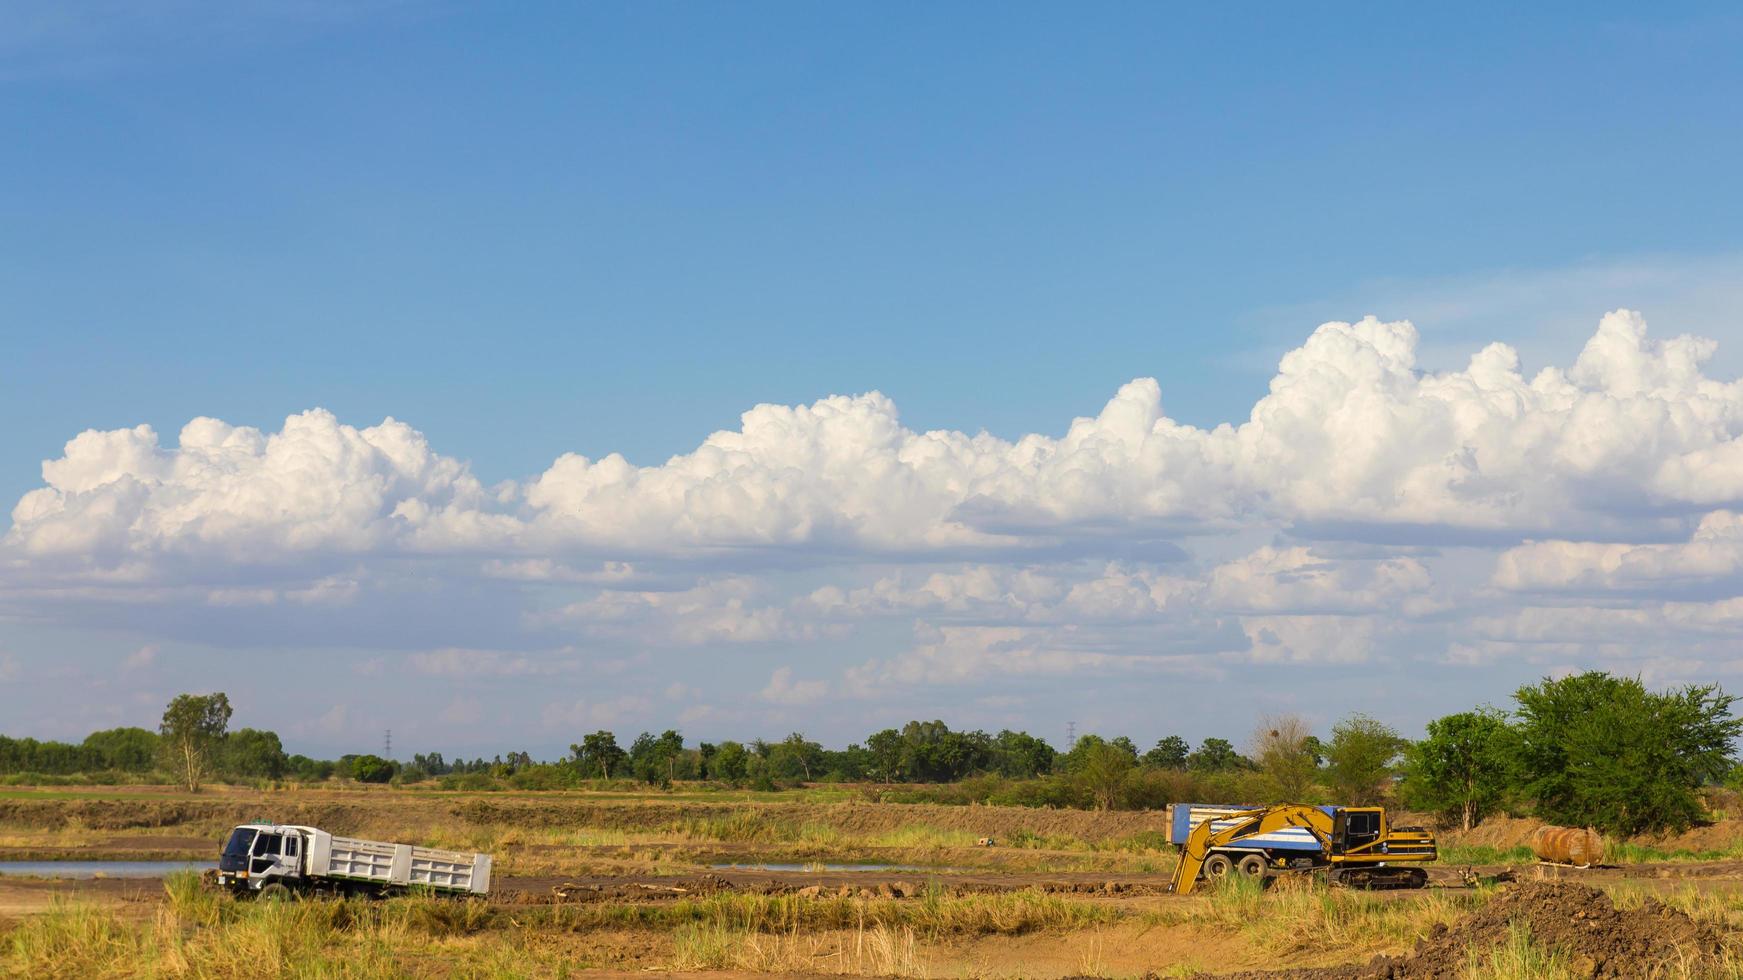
8,785,1743,977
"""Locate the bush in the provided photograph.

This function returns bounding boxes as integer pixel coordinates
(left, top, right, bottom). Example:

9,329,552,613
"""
438,772,503,791
347,754,397,783
506,764,585,791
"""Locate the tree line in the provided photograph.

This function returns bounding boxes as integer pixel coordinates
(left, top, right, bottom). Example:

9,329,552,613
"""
1,671,1736,836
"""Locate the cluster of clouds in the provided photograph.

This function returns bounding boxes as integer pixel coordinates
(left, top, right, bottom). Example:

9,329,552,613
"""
8,310,1743,738
13,310,1742,568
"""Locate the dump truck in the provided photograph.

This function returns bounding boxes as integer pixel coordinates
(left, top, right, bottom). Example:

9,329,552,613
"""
215,823,492,898
1166,803,1437,894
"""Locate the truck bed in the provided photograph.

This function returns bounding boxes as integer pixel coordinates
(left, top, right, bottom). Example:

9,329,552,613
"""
308,832,491,894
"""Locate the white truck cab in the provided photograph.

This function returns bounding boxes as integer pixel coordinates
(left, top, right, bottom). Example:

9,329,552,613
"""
216,823,311,893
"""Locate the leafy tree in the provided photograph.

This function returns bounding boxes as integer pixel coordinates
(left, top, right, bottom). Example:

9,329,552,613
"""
1513,672,1742,835
1063,733,1136,772
347,754,396,783
656,730,685,783
82,727,159,772
1400,708,1516,830
992,730,1057,778
1072,738,1136,810
1187,737,1243,772
412,752,451,776
629,730,685,785
224,728,289,779
287,754,336,781
1251,716,1318,803
712,741,750,783
822,743,871,781
893,721,993,782
769,732,824,781
1324,714,1404,804
159,693,232,791
865,728,904,781
572,731,626,779
1143,735,1190,769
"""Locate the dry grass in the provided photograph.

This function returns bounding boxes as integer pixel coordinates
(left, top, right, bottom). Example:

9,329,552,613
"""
1144,873,1487,962
0,875,1121,977
672,921,926,976
19,872,1743,978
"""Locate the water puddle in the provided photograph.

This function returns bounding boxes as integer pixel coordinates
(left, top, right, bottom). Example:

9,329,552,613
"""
0,860,216,878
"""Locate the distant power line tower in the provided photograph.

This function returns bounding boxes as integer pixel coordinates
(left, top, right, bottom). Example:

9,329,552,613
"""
1065,721,1076,747
384,729,392,760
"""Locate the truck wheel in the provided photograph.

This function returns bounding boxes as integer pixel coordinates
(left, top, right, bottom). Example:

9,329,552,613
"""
259,883,293,902
1203,853,1234,881
1237,854,1268,880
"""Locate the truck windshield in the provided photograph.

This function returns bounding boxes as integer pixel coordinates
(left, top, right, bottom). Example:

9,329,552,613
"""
219,828,258,872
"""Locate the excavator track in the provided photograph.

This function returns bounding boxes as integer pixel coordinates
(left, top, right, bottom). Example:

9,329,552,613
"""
1327,866,1428,890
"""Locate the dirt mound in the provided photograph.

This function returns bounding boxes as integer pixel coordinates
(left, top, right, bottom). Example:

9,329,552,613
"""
1212,881,1727,979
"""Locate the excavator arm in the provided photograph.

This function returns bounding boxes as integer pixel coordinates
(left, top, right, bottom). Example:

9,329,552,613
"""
1168,804,1334,895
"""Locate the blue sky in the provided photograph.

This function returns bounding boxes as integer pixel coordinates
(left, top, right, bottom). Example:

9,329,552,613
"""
6,3,1743,758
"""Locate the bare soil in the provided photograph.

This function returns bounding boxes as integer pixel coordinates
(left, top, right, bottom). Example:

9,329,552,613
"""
1214,881,1731,979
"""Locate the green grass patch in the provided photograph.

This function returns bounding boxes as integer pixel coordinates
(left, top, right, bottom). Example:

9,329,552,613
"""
1437,844,1536,865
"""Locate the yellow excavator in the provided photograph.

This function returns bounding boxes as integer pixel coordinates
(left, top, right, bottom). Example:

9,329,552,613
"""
1167,803,1437,894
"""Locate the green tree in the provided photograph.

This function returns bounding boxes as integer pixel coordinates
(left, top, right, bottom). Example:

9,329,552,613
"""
572,731,626,779
1513,672,1742,835
347,754,396,783
159,693,232,791
287,754,336,781
1187,737,1243,772
1073,738,1135,810
1143,735,1190,769
712,741,750,783
1400,708,1516,831
769,732,824,781
629,730,684,786
865,728,904,782
992,730,1057,777
657,730,685,783
81,727,159,772
1252,716,1318,803
1063,733,1137,773
1324,714,1404,804
412,752,450,776
890,721,993,782
223,728,289,779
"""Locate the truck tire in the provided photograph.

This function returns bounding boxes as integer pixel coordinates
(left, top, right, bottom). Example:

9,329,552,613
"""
259,883,293,902
1237,854,1268,880
1203,853,1234,881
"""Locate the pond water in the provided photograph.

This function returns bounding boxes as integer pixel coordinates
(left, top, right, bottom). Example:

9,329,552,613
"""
0,861,215,878
709,862,961,873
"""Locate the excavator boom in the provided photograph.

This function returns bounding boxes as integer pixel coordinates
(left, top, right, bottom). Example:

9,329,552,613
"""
1169,804,1330,894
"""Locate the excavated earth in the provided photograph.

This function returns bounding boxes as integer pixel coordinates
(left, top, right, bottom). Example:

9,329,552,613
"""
1212,881,1731,979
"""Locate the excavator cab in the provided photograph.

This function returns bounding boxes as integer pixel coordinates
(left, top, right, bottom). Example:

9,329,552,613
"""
1332,807,1383,854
